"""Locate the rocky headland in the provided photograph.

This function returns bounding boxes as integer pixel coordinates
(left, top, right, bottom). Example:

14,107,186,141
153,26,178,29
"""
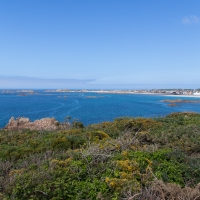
4,117,67,130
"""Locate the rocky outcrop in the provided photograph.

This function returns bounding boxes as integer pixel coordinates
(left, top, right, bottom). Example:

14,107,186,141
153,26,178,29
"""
4,117,62,130
162,99,200,107
162,99,200,103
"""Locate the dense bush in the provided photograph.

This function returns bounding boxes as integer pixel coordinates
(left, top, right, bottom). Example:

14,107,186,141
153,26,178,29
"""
1,112,200,199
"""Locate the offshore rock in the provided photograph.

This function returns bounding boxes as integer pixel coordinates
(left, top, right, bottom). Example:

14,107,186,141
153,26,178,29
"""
4,117,63,130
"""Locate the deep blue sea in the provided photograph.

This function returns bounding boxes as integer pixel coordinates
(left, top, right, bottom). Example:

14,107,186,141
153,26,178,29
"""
1,90,200,128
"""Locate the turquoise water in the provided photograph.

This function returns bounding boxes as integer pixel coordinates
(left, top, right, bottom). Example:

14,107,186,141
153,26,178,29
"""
1,91,200,128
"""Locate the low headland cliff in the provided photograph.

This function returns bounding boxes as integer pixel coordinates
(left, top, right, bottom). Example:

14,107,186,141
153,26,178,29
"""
4,117,68,130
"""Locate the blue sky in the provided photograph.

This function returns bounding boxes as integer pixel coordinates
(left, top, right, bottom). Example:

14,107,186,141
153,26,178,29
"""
0,0,200,89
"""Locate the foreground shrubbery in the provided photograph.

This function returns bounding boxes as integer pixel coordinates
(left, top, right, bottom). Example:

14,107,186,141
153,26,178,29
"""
1,112,200,199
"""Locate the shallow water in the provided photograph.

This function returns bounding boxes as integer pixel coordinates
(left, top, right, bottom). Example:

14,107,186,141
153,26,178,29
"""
1,91,200,128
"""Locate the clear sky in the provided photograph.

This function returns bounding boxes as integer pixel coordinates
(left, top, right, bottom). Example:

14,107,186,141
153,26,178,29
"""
0,0,200,89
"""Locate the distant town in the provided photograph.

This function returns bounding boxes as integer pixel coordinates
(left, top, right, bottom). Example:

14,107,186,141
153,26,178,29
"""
1,89,200,96
44,88,200,96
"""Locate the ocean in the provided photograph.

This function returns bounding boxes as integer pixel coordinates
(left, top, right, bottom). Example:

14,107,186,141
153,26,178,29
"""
1,90,200,128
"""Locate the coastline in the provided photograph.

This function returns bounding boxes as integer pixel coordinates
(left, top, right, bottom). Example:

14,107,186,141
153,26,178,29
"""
2,89,200,98
1,90,200,129
97,91,200,98
162,94,200,98
43,89,200,98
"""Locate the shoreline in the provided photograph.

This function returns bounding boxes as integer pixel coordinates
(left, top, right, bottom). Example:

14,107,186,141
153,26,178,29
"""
1,89,200,98
132,93,200,98
43,89,200,97
96,91,200,98
161,94,200,98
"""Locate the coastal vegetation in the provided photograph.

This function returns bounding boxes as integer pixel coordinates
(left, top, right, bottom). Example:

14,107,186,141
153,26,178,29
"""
1,112,200,199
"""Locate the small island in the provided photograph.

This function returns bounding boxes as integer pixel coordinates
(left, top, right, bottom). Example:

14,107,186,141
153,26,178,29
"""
162,99,200,106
